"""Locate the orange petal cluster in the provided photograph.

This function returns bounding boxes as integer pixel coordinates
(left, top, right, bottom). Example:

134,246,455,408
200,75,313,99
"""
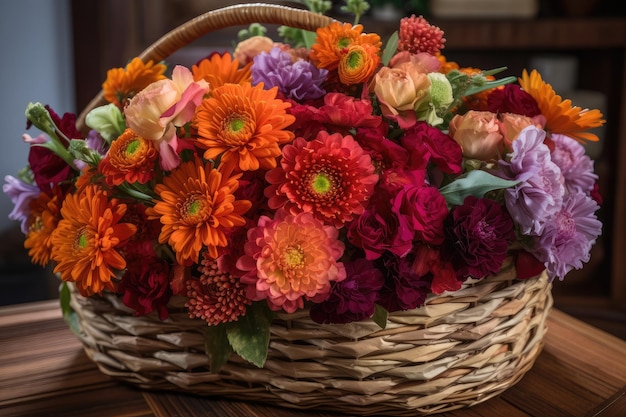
310,22,381,71
99,128,158,186
192,53,252,88
102,57,167,109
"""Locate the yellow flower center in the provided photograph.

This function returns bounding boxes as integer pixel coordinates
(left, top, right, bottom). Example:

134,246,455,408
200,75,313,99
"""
283,245,305,268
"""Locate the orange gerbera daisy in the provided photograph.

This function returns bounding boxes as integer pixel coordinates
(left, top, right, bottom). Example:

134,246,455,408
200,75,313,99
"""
519,69,605,142
310,22,381,71
24,190,62,266
51,185,137,297
192,53,252,88
102,57,167,109
195,82,295,172
99,128,158,186
146,157,251,264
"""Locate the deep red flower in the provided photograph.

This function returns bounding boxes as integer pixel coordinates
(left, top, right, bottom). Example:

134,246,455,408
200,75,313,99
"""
444,196,516,279
487,84,541,117
28,146,74,195
376,252,431,312
117,241,172,320
402,122,463,177
515,249,546,280
315,93,383,134
412,245,461,294
310,258,385,324
392,184,448,245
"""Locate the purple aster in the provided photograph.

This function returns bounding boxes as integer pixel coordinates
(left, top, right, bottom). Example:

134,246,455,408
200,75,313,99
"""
3,175,41,234
497,126,564,236
530,192,602,281
550,133,597,195
252,47,328,101
310,258,385,324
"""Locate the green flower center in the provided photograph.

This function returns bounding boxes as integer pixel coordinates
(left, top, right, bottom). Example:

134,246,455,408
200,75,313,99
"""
346,50,363,69
125,139,140,155
338,37,350,49
311,173,332,194
77,229,89,249
229,117,245,132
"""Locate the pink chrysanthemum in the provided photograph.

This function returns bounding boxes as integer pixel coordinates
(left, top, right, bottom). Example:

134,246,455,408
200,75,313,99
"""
265,131,379,228
398,15,446,55
237,210,346,314
185,254,252,326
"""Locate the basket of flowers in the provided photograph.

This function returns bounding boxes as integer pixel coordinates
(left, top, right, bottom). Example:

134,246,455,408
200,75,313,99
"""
3,1,604,415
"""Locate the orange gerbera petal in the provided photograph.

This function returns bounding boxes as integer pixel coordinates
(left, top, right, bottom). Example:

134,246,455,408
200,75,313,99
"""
310,22,381,71
195,82,295,172
519,69,605,143
145,157,252,265
51,185,137,296
24,190,62,266
99,128,158,186
102,57,167,108
192,53,252,88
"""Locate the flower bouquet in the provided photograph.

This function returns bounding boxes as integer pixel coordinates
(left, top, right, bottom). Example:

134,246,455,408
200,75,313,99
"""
3,1,604,415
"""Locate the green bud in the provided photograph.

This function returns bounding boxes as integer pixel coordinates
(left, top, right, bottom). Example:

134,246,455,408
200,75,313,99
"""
85,103,126,143
428,72,454,110
25,102,57,138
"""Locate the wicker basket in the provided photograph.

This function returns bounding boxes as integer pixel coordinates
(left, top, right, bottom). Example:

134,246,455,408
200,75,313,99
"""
69,4,554,416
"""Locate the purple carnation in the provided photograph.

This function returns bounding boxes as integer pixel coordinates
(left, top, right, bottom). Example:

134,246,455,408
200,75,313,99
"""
550,133,597,195
3,175,41,234
497,126,564,236
444,195,516,280
310,258,385,324
252,47,327,101
531,192,602,280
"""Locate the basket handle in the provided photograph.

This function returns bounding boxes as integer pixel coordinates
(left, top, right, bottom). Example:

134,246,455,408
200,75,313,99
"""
77,3,335,130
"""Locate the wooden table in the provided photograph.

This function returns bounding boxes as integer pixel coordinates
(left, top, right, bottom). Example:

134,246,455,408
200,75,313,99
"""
1,300,625,417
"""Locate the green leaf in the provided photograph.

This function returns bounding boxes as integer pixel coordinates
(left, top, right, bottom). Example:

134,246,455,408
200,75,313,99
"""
204,324,233,372
59,282,80,336
439,170,520,206
302,29,317,50
226,302,274,368
371,304,388,329
381,31,398,66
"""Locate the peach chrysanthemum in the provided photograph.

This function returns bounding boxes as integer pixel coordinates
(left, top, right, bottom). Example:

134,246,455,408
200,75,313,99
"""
237,210,346,314
398,15,446,55
519,69,605,143
99,128,158,186
146,157,251,264
51,185,137,297
102,57,167,109
185,255,251,326
310,22,381,71
338,43,381,85
24,190,62,266
266,131,379,228
192,53,252,88
195,83,295,172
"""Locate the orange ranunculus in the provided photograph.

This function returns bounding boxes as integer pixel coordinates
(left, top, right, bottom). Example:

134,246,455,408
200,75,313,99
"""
448,110,504,161
310,22,381,71
337,43,380,85
498,112,545,149
102,58,167,109
99,128,159,186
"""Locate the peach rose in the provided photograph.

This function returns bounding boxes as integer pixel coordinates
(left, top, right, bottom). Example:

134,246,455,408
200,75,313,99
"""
498,113,546,149
448,110,504,161
234,36,274,66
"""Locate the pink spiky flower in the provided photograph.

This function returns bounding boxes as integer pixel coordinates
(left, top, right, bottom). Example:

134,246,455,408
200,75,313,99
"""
398,15,446,55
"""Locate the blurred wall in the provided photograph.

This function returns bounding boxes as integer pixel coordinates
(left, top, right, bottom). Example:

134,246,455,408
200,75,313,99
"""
0,0,75,234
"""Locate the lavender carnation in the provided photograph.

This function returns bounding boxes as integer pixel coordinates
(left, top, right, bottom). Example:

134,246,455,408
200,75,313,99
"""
3,175,40,233
531,192,602,280
252,47,327,100
497,126,564,235
550,133,598,195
